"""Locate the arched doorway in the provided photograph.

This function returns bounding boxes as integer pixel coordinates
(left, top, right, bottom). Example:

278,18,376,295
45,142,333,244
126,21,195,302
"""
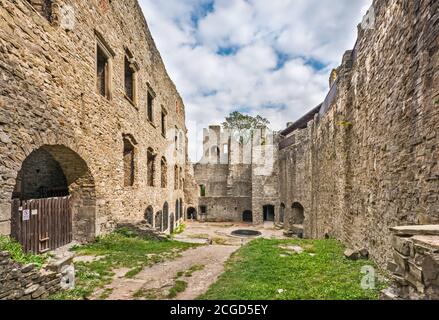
145,206,154,227
10,145,96,252
263,205,275,222
175,199,179,221
291,202,305,225
170,212,175,234
179,198,183,221
279,203,286,224
155,211,163,232
243,210,253,223
163,202,169,231
187,207,197,220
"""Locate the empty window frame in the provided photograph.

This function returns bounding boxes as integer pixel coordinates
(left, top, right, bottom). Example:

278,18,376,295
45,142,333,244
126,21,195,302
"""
174,165,179,190
96,33,114,99
161,107,167,137
161,157,167,188
147,86,155,123
147,148,156,187
124,51,138,104
199,185,206,197
123,138,136,187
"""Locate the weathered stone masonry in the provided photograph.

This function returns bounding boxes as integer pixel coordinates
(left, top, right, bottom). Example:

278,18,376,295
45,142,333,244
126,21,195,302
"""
278,0,439,268
0,0,190,243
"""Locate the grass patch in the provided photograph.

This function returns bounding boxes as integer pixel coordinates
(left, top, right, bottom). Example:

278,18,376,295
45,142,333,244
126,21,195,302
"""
199,239,387,300
125,266,143,279
0,236,47,268
50,231,200,300
172,223,186,236
168,280,188,299
184,264,205,277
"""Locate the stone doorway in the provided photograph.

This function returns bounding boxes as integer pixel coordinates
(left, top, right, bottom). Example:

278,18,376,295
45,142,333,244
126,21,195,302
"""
263,205,275,222
11,145,96,247
243,210,253,223
291,202,305,225
187,207,197,220
170,213,175,234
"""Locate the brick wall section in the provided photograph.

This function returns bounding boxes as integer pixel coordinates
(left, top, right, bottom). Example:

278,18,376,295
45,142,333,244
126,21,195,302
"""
0,0,188,238
279,0,439,268
0,251,62,300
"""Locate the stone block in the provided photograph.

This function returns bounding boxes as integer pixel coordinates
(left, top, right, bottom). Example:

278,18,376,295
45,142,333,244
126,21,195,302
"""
407,261,423,283
0,221,11,236
392,235,413,256
393,251,409,272
344,249,360,261
390,225,439,237
0,203,11,222
422,254,439,286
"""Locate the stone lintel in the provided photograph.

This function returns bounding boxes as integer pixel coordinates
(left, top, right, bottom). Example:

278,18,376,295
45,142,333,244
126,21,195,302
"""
390,225,439,237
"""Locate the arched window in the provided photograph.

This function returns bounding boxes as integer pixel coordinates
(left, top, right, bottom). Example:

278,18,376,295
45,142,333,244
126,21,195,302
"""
174,165,179,190
161,157,167,188
179,167,183,190
147,148,156,187
175,199,179,221
155,211,163,232
123,137,136,187
199,185,206,197
179,198,183,221
291,202,305,225
145,206,154,227
163,202,169,231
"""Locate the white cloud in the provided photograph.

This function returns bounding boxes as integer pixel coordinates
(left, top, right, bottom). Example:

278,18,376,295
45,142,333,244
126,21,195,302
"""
138,0,372,162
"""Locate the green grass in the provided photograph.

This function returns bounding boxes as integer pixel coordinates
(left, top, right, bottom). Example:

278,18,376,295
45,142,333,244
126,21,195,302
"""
199,239,387,300
184,264,205,277
168,280,188,299
172,223,186,236
0,236,47,268
50,230,200,300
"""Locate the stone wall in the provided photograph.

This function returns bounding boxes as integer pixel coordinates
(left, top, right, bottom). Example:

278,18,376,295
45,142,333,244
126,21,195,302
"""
383,225,439,300
0,0,188,241
194,126,279,224
279,0,439,267
0,251,62,300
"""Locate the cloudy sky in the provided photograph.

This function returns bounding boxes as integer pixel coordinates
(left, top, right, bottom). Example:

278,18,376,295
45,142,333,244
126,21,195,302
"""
138,0,372,162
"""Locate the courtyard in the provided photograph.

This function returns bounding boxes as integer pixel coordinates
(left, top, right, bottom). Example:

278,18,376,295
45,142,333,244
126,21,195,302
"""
47,222,386,300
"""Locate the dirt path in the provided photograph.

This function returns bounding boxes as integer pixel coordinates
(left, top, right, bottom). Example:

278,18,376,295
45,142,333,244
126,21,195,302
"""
102,244,239,300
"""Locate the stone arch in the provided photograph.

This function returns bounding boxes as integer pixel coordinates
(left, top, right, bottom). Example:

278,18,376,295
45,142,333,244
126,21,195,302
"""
155,210,163,232
175,199,179,221
279,203,286,224
11,145,96,243
291,202,305,225
163,202,169,231
145,206,154,227
170,212,175,234
263,204,275,222
187,207,197,220
243,210,253,223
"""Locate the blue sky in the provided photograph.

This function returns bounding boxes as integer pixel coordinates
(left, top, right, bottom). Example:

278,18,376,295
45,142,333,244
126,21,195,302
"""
138,0,372,162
